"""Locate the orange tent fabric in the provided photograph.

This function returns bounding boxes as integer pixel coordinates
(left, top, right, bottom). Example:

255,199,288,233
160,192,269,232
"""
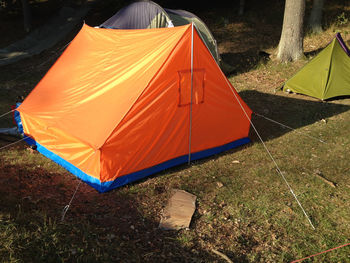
16,24,252,192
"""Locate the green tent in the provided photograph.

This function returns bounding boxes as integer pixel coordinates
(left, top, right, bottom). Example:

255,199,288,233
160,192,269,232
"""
282,33,350,100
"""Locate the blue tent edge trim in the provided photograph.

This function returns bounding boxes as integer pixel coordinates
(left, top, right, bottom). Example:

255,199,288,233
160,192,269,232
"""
15,107,250,192
99,136,251,192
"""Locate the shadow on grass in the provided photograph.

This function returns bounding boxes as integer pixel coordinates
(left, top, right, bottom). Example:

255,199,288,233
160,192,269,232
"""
0,160,223,262
240,90,350,142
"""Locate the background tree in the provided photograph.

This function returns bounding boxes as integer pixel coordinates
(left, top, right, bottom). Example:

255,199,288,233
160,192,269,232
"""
1,0,32,32
308,0,325,34
277,0,306,62
238,0,245,15
21,0,32,32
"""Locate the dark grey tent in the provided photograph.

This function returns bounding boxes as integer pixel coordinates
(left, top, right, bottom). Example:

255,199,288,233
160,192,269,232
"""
100,1,173,30
100,0,220,64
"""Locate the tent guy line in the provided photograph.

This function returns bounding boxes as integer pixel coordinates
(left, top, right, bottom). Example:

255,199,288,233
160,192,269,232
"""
61,180,82,222
0,109,15,119
291,242,350,263
223,74,316,230
0,136,28,151
253,112,326,144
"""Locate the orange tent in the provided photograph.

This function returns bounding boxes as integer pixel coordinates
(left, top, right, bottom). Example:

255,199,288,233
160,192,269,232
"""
15,24,252,192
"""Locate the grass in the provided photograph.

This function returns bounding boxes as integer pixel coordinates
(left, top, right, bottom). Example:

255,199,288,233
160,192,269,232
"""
0,0,350,262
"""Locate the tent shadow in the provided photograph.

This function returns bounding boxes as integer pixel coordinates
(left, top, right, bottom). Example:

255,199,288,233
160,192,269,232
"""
239,90,350,142
0,160,224,262
305,47,324,58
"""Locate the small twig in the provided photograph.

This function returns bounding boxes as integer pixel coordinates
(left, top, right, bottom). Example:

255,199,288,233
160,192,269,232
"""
314,172,336,188
211,248,234,263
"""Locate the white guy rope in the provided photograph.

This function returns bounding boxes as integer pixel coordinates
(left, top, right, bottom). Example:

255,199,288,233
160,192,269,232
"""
254,112,326,144
61,180,82,222
0,109,15,119
224,82,315,229
0,136,28,151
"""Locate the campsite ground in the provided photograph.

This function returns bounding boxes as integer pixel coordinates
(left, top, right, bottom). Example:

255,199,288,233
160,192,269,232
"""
0,0,350,262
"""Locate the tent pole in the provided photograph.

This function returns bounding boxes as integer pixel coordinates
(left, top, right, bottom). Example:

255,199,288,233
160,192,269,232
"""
188,23,194,165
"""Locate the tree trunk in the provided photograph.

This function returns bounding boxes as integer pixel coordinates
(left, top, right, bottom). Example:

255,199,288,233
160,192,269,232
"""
21,0,32,32
277,0,305,62
308,0,325,33
238,0,245,16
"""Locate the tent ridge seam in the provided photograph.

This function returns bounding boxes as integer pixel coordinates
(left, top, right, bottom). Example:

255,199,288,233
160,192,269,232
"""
322,38,336,99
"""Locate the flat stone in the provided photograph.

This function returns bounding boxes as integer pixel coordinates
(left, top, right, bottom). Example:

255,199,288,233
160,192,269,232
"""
159,189,196,230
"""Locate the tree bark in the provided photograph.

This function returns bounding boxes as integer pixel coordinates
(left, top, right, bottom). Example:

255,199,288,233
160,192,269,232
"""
308,0,325,33
21,0,32,32
277,0,306,62
238,0,245,16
